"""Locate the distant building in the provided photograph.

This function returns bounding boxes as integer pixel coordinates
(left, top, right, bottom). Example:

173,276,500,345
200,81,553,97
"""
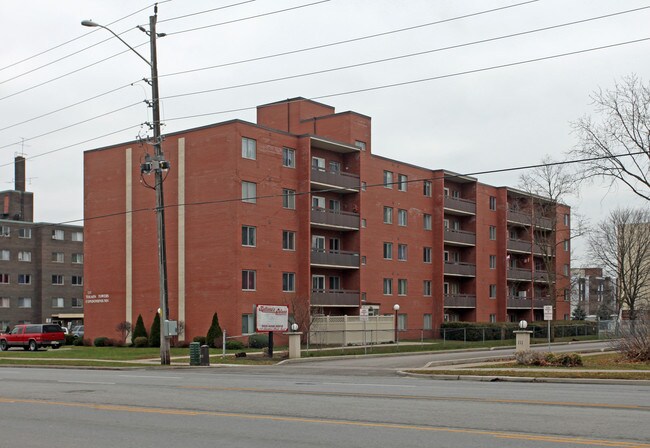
83,98,571,343
0,157,84,330
571,267,616,318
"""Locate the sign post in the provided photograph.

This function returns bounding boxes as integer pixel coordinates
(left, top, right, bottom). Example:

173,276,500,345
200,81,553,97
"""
256,305,289,358
543,305,553,351
360,307,369,355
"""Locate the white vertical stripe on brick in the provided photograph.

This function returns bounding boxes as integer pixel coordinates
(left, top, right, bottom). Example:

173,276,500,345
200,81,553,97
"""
125,148,133,325
178,138,186,340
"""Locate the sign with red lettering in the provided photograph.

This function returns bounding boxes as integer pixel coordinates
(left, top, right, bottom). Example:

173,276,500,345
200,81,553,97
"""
256,305,289,332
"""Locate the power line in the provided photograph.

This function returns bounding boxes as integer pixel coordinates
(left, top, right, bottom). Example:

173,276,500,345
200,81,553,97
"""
157,0,256,24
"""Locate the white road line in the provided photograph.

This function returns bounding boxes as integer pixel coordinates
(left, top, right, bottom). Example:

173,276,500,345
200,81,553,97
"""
322,382,417,388
58,380,115,385
118,375,183,380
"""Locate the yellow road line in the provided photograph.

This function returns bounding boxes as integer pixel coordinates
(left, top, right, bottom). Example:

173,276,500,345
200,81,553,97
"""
1,397,647,448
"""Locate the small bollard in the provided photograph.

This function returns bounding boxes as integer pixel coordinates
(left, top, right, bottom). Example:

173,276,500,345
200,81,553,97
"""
200,344,210,366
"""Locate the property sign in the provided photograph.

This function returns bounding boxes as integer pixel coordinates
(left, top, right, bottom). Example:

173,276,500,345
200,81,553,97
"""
359,307,369,322
255,305,289,332
543,305,553,321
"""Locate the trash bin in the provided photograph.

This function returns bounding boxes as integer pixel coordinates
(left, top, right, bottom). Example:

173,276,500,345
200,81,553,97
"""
200,344,210,366
189,342,200,366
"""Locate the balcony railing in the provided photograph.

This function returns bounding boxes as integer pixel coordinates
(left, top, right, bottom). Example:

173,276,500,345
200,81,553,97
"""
507,268,532,281
310,250,360,269
444,228,476,245
507,297,532,309
444,262,476,276
444,196,476,215
533,297,552,308
311,168,360,192
534,270,549,282
444,294,476,308
311,289,359,307
536,216,554,230
507,209,532,226
311,208,360,230
508,238,532,253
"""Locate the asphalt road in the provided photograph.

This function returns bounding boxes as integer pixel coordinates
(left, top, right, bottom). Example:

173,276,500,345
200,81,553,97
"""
0,354,647,448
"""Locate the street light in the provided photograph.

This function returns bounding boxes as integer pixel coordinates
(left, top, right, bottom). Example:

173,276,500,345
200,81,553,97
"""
82,8,171,365
393,303,400,345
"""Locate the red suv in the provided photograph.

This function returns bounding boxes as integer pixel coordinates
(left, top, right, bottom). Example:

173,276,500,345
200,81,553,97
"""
0,324,66,351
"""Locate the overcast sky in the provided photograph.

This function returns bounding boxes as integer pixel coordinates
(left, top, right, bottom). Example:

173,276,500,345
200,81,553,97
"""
1,0,648,263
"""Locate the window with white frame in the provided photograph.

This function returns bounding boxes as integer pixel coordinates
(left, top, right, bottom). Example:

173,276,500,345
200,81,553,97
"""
423,181,432,197
312,235,325,251
312,196,325,210
423,247,432,263
361,181,367,191
361,256,366,265
423,313,432,330
398,244,408,261
52,229,64,240
18,297,31,308
52,252,64,263
383,278,393,295
242,270,256,290
564,289,570,301
490,314,497,323
242,181,256,203
489,196,497,211
0,226,10,237
71,298,83,308
329,161,341,174
242,225,256,247
489,226,497,240
72,275,83,286
383,242,393,260
18,228,31,239
423,214,432,230
242,314,255,334
241,137,256,159
398,279,408,295
282,272,295,292
282,147,295,168
0,297,9,308
51,297,64,308
329,276,341,290
354,140,366,151
383,170,393,188
51,275,63,285
329,199,340,213
0,250,9,261
18,251,31,262
282,231,296,250
489,284,497,298
312,157,325,171
563,264,569,276
0,274,8,284
72,232,83,242
398,174,407,191
312,275,325,291
72,253,84,264
563,240,569,251
383,206,393,224
282,189,296,209
398,209,407,226
397,314,407,331
18,274,31,285
489,255,497,269
564,213,569,226
423,280,432,296
361,218,367,228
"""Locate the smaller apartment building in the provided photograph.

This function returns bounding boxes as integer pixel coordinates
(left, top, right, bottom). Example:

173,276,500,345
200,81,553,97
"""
571,267,616,317
83,98,570,342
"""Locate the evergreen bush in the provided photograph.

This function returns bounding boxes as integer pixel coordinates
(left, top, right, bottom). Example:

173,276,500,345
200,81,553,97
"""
149,312,161,348
206,313,223,348
193,336,206,345
93,337,109,347
132,314,148,344
248,333,269,348
225,340,245,350
134,336,149,348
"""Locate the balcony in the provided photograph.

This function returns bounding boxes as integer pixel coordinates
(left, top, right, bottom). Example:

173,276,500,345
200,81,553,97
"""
507,268,532,281
533,297,552,308
535,216,554,230
311,208,360,230
444,228,476,246
508,238,532,253
444,262,476,277
444,294,476,308
444,196,476,215
507,297,532,309
534,270,549,282
311,168,360,193
311,250,360,269
507,209,532,226
311,289,359,307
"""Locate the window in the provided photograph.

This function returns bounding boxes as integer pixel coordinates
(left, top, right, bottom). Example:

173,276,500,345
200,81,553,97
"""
18,298,31,308
423,181,432,197
18,228,31,239
312,196,325,210
52,252,64,263
564,289,570,301
0,225,10,237
398,279,408,295
18,274,31,285
312,157,325,171
241,137,256,159
52,298,64,308
282,272,295,292
489,255,497,269
489,196,497,211
72,275,83,286
423,247,432,263
242,226,256,247
242,270,256,290
282,147,295,168
564,213,570,226
490,314,497,323
329,161,341,174
489,226,497,240
329,199,340,213
423,280,432,296
52,229,64,240
312,235,325,251
242,314,255,334
383,170,393,188
397,314,407,331
398,244,408,261
383,242,393,260
361,218,367,228
354,140,366,151
329,238,340,252
563,264,569,276
72,298,83,308
282,189,296,209
0,274,8,284
423,214,432,230
398,174,408,191
361,256,367,265
383,206,393,224
312,275,325,291
51,275,63,285
423,314,432,330
72,232,83,242
398,209,407,226
72,253,84,264
282,231,296,250
0,250,9,261
489,284,497,298
361,181,367,191
563,240,569,251
329,276,341,290
0,297,9,308
18,251,31,262
242,181,256,203
383,278,393,295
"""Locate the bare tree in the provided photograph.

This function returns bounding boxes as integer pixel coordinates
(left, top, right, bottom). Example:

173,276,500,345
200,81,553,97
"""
115,321,132,346
589,207,650,322
572,75,650,201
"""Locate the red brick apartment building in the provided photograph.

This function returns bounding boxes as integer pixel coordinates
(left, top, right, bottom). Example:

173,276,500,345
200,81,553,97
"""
83,98,570,342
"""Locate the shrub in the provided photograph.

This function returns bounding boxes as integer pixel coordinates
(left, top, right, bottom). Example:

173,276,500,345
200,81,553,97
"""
149,312,161,348
82,338,92,347
132,314,148,344
65,334,75,345
206,313,223,348
134,336,149,348
612,318,650,362
225,340,245,350
248,333,269,348
94,337,110,347
441,322,520,341
193,336,206,345
515,350,582,367
73,337,84,346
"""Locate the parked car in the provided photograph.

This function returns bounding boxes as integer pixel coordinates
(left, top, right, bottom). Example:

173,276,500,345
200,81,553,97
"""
71,325,84,339
0,324,65,351
61,327,70,335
